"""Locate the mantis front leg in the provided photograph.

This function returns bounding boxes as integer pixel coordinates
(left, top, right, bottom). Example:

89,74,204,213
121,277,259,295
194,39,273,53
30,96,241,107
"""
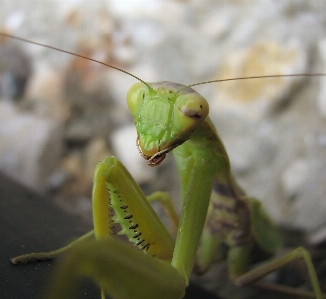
46,156,186,299
45,237,186,299
46,148,219,299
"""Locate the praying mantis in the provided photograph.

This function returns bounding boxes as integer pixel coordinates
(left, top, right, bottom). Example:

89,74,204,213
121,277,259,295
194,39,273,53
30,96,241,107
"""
2,32,326,299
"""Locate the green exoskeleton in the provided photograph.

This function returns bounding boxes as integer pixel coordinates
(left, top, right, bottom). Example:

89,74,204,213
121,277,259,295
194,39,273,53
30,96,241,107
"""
3,33,326,299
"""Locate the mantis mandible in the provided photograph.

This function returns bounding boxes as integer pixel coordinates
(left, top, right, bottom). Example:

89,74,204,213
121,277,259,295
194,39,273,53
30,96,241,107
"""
2,33,326,299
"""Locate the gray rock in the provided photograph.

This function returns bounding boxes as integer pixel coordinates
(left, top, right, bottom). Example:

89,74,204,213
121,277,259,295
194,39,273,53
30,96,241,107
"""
0,102,63,192
318,38,326,117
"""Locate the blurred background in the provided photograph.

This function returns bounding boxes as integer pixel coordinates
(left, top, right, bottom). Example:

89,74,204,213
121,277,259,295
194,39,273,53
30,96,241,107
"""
1,1,326,298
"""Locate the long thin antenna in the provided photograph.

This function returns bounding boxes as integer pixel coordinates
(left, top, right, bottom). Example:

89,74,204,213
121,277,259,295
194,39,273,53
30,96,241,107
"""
0,32,151,88
188,74,326,88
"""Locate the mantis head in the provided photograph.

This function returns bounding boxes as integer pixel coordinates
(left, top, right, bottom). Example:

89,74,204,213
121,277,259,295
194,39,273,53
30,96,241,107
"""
127,81,209,166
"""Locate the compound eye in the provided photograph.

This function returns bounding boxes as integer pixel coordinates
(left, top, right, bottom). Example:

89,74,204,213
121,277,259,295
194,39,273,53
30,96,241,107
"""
174,93,209,133
127,82,148,119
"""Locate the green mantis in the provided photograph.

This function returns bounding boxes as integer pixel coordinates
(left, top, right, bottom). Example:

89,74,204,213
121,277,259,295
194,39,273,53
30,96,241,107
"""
3,33,326,299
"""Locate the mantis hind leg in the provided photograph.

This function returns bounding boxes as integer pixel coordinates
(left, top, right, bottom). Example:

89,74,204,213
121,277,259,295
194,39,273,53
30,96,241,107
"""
233,246,323,299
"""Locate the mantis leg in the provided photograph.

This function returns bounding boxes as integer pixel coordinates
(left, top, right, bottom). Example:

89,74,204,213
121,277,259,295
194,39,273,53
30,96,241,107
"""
233,246,322,299
45,156,188,299
44,237,186,299
91,157,175,257
171,121,224,280
146,191,179,233
197,194,323,298
10,230,95,264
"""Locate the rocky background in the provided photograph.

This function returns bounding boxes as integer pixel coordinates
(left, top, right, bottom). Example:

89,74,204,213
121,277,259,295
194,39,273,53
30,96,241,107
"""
1,1,326,298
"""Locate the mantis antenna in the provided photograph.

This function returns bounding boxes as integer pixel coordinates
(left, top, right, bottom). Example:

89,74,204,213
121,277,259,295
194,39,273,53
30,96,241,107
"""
0,32,152,90
187,73,326,87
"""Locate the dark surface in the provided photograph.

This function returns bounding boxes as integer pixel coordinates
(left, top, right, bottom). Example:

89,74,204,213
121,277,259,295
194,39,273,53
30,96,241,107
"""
0,173,98,298
0,173,221,299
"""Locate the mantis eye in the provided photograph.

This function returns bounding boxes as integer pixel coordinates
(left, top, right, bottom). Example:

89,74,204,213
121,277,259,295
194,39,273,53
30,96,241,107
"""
127,82,148,119
174,93,209,134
